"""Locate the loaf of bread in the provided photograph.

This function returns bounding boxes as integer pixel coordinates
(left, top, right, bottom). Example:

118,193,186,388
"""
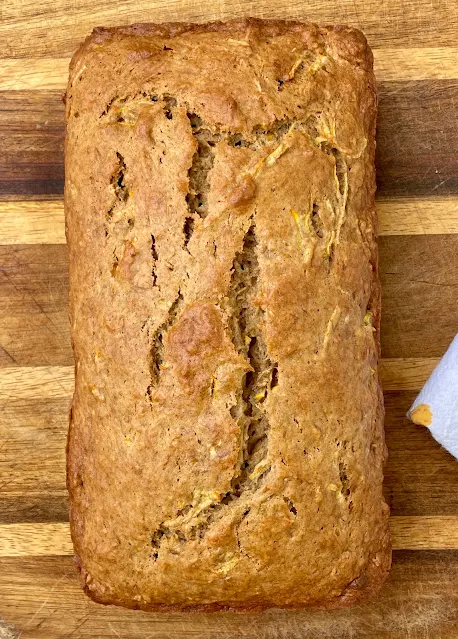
65,18,390,611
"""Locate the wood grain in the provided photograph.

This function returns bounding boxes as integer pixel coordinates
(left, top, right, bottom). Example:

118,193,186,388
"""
379,358,439,391
374,47,458,81
376,80,458,197
0,59,70,92
384,391,458,517
0,553,457,639
0,245,70,367
0,201,66,244
0,397,69,524
379,234,458,359
2,0,458,55
391,517,458,550
3,49,458,92
0,495,69,526
0,523,72,557
0,367,73,401
0,92,64,198
377,197,458,235
2,197,458,245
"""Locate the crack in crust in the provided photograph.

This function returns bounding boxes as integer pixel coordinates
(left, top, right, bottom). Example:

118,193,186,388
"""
106,152,129,233
183,113,221,248
147,291,183,399
150,221,277,560
101,94,349,266
150,234,158,287
227,221,275,489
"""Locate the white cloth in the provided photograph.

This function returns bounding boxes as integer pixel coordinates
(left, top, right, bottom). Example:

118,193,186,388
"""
407,334,458,460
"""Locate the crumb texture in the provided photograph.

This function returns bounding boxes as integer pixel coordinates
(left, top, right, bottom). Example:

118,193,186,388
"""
65,18,390,611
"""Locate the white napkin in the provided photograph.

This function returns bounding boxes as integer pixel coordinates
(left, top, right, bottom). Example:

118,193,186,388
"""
407,334,458,460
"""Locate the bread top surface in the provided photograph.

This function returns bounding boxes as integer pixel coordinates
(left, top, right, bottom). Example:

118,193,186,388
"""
65,18,390,611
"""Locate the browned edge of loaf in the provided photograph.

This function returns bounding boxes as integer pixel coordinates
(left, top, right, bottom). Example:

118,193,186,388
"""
66,17,375,91
65,17,389,612
75,545,392,612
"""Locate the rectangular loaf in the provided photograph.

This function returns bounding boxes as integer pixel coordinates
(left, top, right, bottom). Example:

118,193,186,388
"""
65,18,390,611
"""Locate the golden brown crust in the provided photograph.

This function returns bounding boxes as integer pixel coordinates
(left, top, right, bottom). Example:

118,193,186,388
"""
75,544,392,613
65,18,389,612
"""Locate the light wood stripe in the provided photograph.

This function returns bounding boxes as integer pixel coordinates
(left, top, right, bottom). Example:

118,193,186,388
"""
373,47,458,81
0,201,66,245
0,359,438,401
1,517,457,557
1,48,458,91
1,198,458,245
0,58,69,91
0,523,73,557
390,516,458,550
377,197,458,236
0,367,74,402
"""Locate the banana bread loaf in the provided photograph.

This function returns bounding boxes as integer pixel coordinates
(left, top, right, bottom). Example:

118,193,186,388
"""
65,18,390,611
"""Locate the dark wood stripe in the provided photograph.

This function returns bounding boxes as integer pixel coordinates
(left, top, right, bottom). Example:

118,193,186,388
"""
0,193,64,202
0,177,65,197
383,391,458,517
377,80,458,197
1,82,458,198
379,234,458,358
1,392,457,524
0,496,69,525
0,552,457,636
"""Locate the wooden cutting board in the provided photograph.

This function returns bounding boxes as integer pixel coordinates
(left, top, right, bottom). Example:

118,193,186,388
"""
1,1,458,637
